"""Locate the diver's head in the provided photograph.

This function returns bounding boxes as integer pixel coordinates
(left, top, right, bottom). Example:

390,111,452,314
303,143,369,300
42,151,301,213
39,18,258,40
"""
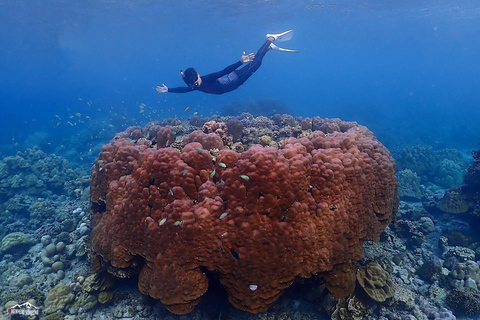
181,68,200,88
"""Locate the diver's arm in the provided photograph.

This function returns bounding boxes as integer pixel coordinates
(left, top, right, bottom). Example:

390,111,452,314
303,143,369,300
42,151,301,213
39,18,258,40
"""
156,84,193,94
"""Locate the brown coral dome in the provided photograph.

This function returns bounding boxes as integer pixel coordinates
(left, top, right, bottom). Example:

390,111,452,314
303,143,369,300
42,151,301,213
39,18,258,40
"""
90,117,398,314
437,186,469,214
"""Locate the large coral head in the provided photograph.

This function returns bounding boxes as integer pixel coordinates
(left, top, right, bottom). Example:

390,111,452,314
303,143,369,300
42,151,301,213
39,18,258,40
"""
90,118,398,314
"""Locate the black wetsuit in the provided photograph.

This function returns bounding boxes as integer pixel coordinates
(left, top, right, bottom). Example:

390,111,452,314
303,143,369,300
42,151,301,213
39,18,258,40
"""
168,40,272,95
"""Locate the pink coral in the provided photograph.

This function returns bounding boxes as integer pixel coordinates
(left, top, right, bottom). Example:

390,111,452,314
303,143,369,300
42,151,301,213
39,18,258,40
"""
90,122,398,314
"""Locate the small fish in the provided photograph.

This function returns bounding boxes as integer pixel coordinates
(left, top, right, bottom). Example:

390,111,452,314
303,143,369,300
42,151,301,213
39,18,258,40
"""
193,111,198,116
249,284,258,291
173,221,183,226
196,148,203,152
239,175,250,180
129,140,135,144
218,162,226,168
75,112,81,117
183,170,189,176
169,188,174,195
159,217,167,226
220,179,225,185
99,167,103,171
230,248,240,260
166,140,170,147
210,169,216,177
171,131,177,135
122,166,127,170
140,109,145,114
183,106,189,112
97,160,104,163
219,212,229,219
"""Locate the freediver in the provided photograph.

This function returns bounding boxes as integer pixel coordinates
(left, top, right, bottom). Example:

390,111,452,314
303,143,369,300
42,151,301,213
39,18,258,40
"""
155,30,298,95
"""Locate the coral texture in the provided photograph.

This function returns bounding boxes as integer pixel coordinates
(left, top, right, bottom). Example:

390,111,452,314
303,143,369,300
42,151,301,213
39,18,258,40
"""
0,148,85,201
396,169,423,200
90,119,398,314
437,186,469,214
331,293,372,320
394,145,467,187
356,262,395,302
462,148,480,218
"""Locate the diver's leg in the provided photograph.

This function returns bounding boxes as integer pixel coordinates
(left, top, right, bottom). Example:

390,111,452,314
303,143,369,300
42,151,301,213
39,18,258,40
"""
234,40,272,85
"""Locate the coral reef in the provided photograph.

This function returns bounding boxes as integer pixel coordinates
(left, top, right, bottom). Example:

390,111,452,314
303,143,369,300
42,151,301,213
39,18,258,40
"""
394,145,468,187
5,113,478,319
448,260,480,290
90,117,398,314
463,149,480,192
396,169,423,200
331,293,371,320
437,186,469,214
462,148,480,219
356,262,395,302
0,148,87,202
0,232,35,257
446,287,480,316
416,256,443,282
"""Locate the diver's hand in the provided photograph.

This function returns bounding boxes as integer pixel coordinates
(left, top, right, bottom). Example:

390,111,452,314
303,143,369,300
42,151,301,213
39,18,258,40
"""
156,84,168,93
241,51,255,63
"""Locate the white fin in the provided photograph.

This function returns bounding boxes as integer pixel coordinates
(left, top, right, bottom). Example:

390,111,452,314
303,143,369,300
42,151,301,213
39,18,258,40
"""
269,43,299,53
266,29,294,42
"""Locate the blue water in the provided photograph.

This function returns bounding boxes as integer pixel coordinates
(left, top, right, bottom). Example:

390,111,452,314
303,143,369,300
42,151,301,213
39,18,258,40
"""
1,0,480,162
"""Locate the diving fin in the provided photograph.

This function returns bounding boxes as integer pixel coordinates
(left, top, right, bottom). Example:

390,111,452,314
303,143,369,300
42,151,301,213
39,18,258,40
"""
267,29,294,42
269,43,299,53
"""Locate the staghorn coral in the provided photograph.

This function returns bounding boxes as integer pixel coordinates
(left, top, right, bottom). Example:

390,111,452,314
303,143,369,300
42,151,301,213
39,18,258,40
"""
90,118,398,314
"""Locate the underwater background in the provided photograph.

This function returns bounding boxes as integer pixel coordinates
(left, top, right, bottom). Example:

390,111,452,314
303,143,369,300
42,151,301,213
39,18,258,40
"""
2,0,480,159
1,1,480,320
